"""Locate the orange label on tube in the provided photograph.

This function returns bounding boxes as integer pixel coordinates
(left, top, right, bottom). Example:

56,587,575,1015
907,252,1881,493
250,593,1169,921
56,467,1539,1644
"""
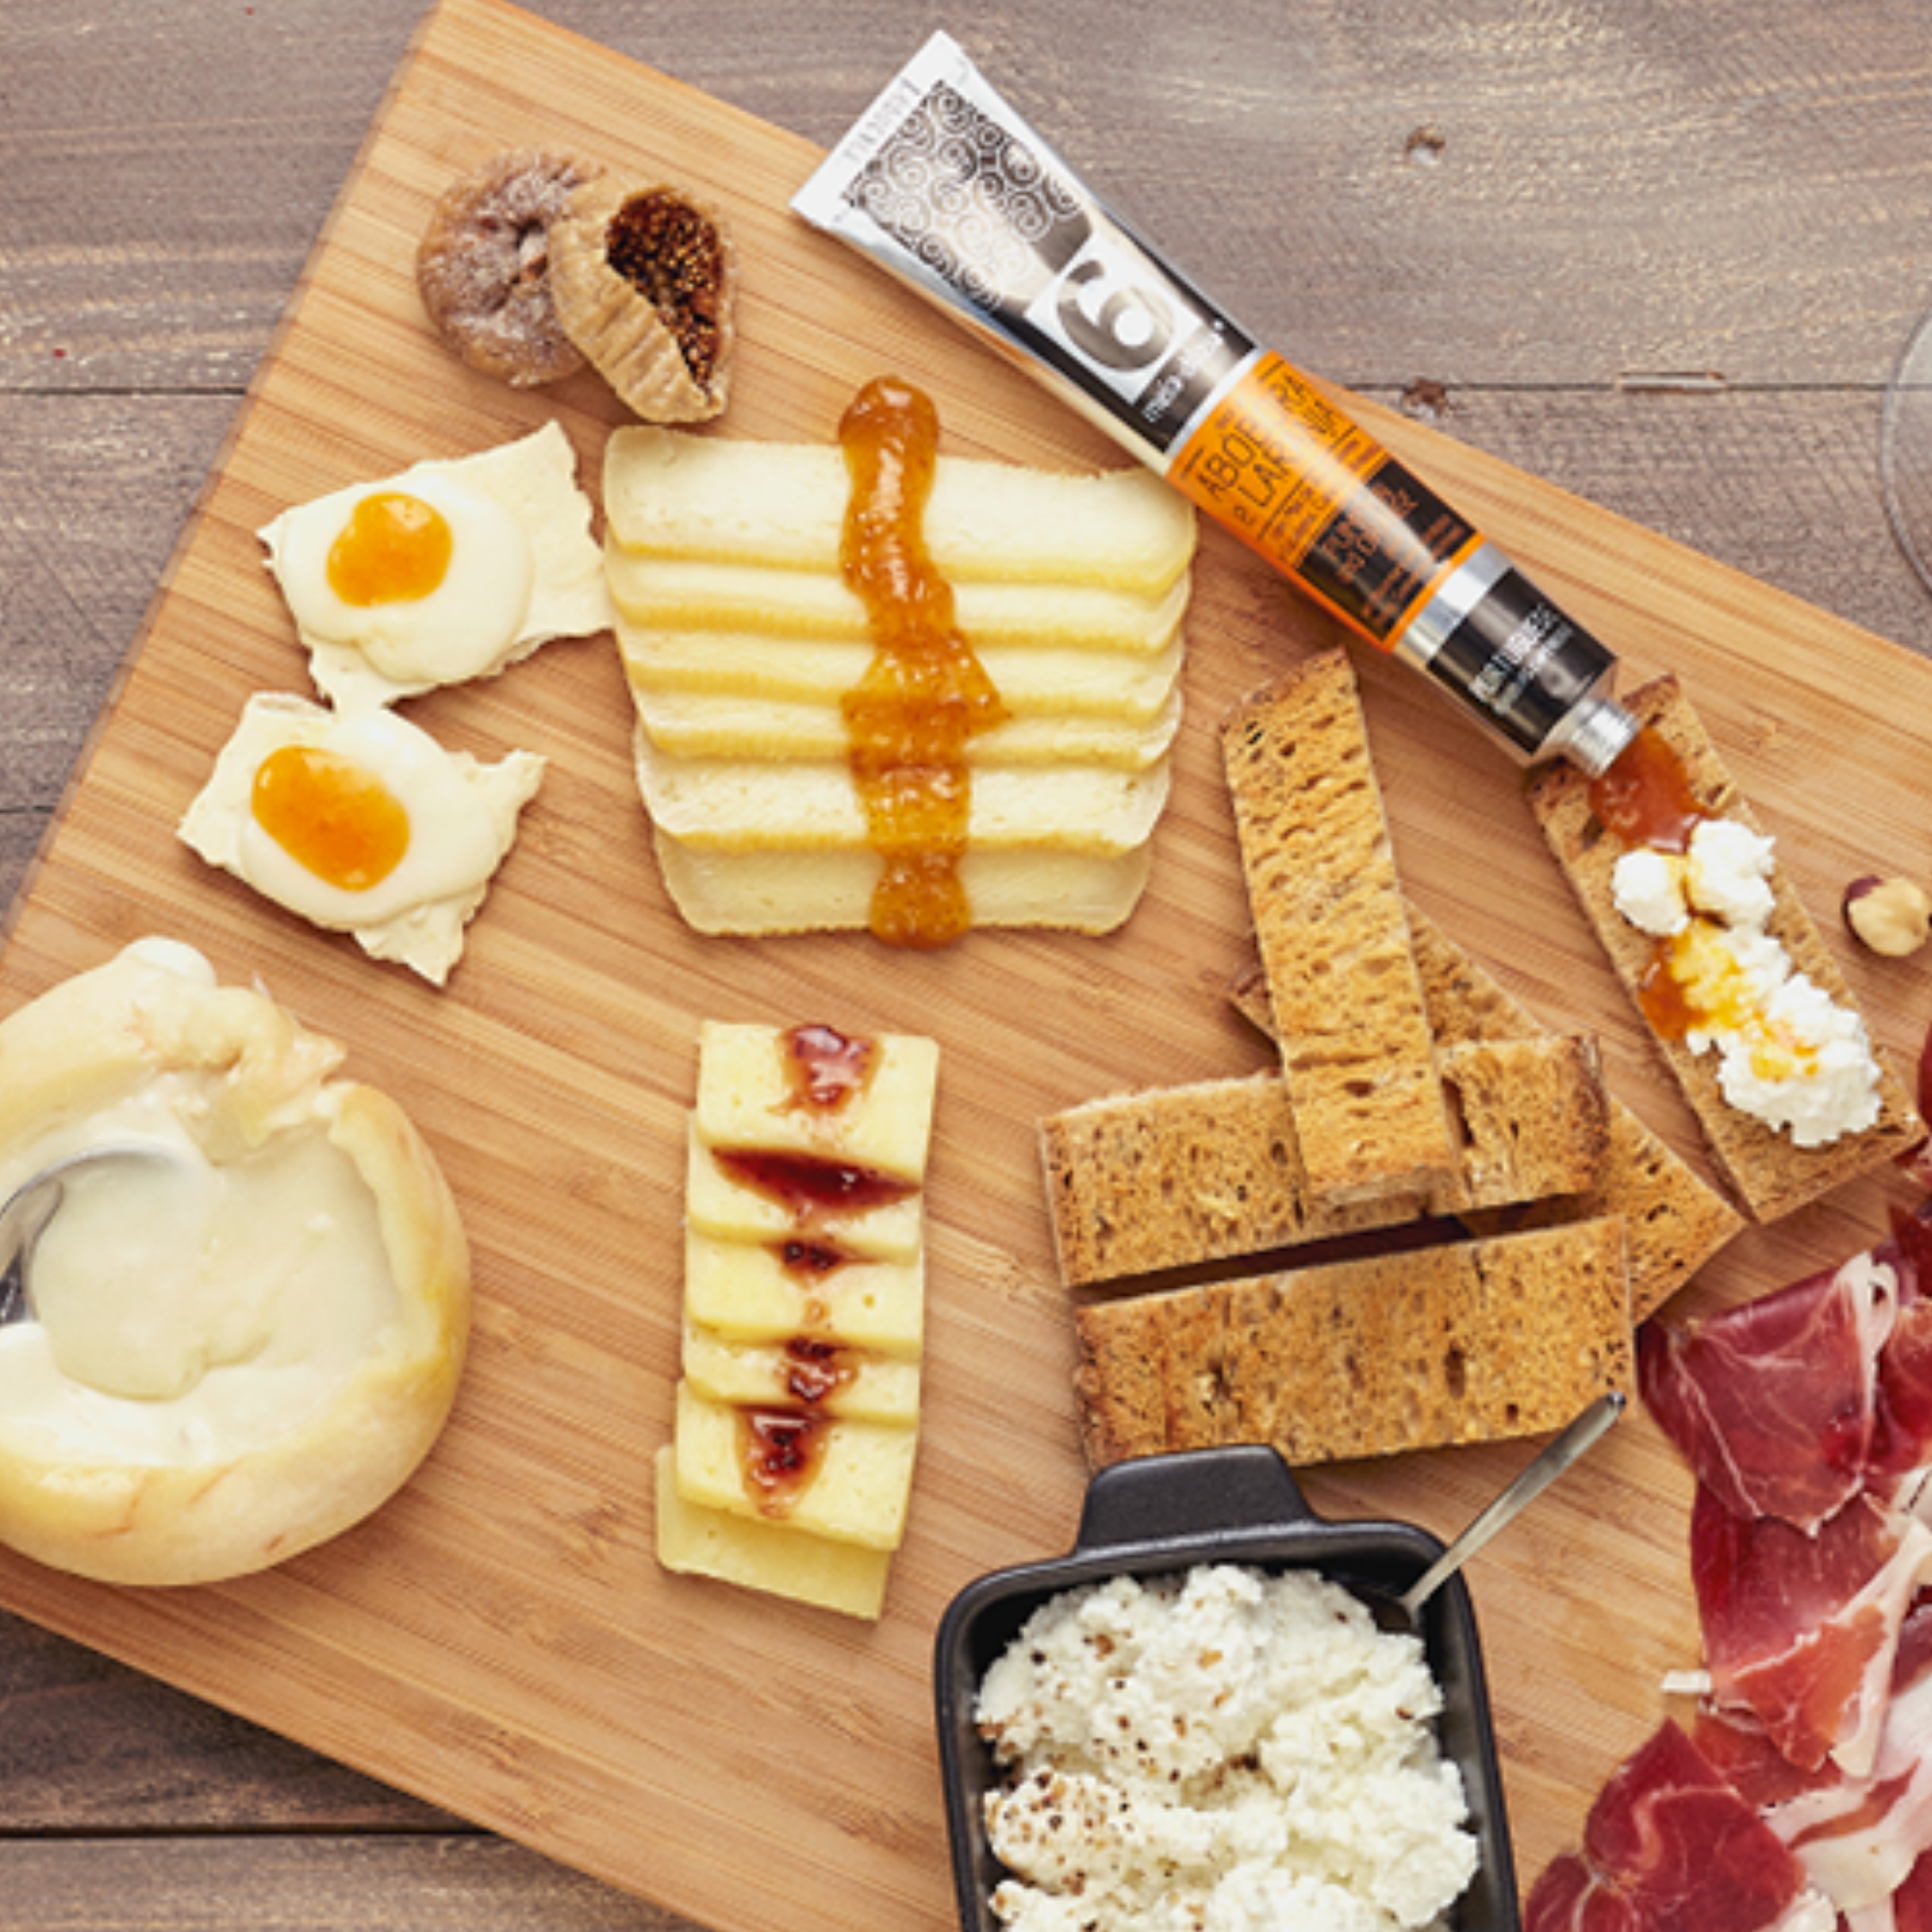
1169,352,1479,648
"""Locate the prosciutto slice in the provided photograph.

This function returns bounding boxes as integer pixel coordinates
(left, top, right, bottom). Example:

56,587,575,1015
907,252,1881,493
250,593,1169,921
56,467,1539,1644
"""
1639,1252,1896,1529
1523,1719,1831,1932
1870,1212,1932,1486
1692,1487,1932,1776
1695,1611,1932,1916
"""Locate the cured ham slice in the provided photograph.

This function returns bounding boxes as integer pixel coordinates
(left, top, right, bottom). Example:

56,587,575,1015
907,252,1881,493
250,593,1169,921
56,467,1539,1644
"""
1555,1180,1932,1930
1883,1853,1932,1932
1692,1603,1932,1918
1871,1212,1932,1485
1524,1719,1831,1932
1639,1252,1895,1529
1692,1487,1932,1776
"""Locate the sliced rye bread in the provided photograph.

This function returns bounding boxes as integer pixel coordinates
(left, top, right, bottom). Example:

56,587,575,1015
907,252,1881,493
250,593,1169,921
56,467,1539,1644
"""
1039,1035,1608,1288
1072,1218,1632,1469
1524,672,1920,1223
1220,649,1457,1207
1229,904,1742,1321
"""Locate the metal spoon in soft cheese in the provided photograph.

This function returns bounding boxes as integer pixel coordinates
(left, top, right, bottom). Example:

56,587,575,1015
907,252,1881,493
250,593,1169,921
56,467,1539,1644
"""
1387,1389,1626,1625
0,1145,181,1327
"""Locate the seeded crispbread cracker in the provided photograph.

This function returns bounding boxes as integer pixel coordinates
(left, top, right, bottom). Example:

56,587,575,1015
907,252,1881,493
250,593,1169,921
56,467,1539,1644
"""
1525,672,1920,1224
1038,1036,1607,1289
1220,650,1457,1207
1230,905,1741,1321
1072,1218,1633,1470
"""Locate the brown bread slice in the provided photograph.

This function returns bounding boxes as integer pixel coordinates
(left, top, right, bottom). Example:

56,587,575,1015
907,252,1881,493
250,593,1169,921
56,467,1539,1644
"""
1066,1293,1170,1468
1525,672,1921,1223
1040,1070,1410,1289
1071,1218,1632,1469
1221,650,1457,1206
1231,905,1742,1320
1039,1036,1607,1288
1433,1035,1610,1214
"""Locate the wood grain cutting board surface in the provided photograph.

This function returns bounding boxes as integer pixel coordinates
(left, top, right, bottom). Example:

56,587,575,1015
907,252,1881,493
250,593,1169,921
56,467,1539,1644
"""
5,0,1932,1922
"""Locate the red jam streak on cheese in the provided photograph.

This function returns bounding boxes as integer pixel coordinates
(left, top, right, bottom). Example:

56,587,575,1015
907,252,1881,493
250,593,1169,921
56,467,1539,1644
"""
738,1406,831,1515
782,1023,872,1114
838,376,1009,950
1589,725,1707,855
732,1349,860,1513
722,1017,914,1516
712,1150,915,1221
774,1236,854,1278
782,1336,855,1406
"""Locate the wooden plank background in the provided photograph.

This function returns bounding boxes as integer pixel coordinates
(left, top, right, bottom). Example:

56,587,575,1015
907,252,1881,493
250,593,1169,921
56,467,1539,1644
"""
6,2,1932,1929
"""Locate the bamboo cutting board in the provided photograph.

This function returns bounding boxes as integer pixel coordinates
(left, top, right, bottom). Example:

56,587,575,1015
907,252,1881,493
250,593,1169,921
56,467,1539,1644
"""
4,0,1932,1920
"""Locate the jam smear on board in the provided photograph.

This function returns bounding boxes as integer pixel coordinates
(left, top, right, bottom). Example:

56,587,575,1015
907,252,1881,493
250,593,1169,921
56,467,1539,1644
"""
838,376,1008,949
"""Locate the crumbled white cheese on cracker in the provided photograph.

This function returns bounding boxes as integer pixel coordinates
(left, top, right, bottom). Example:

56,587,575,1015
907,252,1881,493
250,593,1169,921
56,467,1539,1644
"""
1611,815,1881,1148
1612,846,1688,936
1684,818,1777,927
975,1564,1476,1932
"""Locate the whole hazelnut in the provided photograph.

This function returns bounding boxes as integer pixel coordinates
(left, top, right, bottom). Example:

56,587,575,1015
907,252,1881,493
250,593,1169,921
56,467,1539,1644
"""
1843,876,1932,957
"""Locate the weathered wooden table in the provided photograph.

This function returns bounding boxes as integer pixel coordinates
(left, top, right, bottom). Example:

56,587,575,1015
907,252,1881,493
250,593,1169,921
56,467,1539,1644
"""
5,1,1932,1925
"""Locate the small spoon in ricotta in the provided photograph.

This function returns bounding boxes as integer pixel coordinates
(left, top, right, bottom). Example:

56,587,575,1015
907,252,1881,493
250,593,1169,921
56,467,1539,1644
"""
1388,1389,1626,1625
0,1145,181,1329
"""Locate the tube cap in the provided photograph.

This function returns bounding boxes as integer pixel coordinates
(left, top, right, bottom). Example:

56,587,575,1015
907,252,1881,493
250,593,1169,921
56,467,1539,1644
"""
1556,695,1641,777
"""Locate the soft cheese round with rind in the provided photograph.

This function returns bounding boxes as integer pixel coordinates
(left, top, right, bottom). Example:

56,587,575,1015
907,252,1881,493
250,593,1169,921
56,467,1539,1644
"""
0,940,470,1587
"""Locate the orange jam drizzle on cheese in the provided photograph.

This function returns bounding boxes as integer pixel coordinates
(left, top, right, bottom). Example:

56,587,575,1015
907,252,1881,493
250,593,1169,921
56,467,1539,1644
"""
837,377,1009,949
326,491,453,605
251,744,410,891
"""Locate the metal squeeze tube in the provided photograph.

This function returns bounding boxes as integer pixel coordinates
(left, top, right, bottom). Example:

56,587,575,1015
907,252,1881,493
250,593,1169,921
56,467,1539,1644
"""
793,32,1640,775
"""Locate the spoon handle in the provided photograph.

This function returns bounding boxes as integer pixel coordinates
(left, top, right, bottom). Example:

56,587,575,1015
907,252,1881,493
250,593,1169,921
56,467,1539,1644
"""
1399,1389,1626,1618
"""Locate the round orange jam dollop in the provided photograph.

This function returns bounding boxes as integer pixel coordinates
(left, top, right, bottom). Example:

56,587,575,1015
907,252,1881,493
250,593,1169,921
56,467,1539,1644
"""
325,491,453,606
251,744,411,891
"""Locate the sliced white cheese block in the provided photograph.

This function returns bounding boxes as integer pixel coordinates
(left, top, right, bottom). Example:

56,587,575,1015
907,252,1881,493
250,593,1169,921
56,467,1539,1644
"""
635,726,1170,855
654,833,1154,938
606,548,1191,655
617,623,1185,724
605,425,1196,595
